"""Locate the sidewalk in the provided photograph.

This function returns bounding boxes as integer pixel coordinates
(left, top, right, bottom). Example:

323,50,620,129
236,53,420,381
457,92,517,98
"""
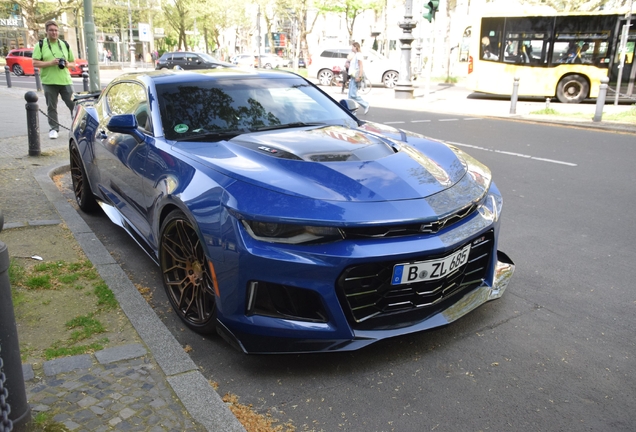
0,69,633,431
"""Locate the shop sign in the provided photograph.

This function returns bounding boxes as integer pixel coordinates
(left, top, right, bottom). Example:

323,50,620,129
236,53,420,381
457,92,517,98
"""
1,17,24,27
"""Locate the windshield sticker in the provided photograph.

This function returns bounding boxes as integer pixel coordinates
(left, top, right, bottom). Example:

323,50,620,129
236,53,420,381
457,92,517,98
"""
174,124,189,134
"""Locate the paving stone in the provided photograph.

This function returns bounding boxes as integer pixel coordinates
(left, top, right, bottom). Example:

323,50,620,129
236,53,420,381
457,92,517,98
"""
78,395,99,407
63,420,81,430
90,405,107,415
119,407,136,419
43,355,92,376
95,344,147,364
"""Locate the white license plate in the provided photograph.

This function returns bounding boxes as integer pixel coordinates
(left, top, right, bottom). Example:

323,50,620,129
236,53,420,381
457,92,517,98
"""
391,245,471,285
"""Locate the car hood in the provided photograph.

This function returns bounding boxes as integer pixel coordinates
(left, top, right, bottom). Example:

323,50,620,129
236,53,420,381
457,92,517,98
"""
175,125,467,203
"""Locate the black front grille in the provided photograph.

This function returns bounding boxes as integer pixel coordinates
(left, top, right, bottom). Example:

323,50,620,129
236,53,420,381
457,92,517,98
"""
336,231,494,329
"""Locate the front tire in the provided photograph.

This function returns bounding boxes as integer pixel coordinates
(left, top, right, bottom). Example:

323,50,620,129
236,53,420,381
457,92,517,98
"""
556,74,589,104
70,142,98,212
318,69,334,86
382,71,399,88
160,210,217,334
13,64,24,76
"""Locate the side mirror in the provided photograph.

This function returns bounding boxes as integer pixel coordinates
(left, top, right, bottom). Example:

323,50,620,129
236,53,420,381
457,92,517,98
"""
107,114,145,143
339,99,359,113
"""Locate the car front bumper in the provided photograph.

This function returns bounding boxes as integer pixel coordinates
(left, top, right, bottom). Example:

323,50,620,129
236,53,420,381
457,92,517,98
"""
217,250,514,353
211,186,515,354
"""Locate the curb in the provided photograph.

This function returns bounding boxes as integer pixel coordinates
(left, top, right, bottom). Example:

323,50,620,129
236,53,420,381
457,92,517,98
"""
33,162,246,432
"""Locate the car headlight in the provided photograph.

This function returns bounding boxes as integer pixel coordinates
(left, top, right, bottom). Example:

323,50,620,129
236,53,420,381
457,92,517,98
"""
241,220,343,244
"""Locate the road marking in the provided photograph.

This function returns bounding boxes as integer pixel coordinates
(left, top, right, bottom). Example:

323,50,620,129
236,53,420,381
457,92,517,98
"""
411,119,431,123
448,141,578,167
439,118,460,122
463,118,483,121
385,121,406,124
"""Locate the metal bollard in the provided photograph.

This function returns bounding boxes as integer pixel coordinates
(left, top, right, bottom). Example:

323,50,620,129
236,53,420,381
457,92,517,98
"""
593,77,609,123
82,72,89,92
34,68,42,92
0,211,33,431
4,65,12,88
510,77,520,115
545,98,551,110
24,92,40,156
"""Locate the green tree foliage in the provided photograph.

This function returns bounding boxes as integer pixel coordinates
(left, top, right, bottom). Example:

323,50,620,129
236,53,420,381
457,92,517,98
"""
321,0,383,40
14,0,82,45
162,0,192,51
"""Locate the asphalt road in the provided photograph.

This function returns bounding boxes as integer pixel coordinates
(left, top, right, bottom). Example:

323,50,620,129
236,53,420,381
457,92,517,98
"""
65,109,636,431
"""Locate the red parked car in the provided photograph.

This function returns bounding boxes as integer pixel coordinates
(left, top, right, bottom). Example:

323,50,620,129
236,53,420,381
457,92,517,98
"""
5,48,88,77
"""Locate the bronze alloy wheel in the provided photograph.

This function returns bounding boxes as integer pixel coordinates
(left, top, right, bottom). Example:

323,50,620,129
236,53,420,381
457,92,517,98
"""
70,143,98,212
160,211,217,333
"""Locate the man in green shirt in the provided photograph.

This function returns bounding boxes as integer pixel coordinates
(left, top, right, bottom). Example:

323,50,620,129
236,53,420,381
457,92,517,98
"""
32,20,76,139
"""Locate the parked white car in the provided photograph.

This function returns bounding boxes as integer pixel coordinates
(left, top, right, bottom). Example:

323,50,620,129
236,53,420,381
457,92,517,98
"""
308,47,399,88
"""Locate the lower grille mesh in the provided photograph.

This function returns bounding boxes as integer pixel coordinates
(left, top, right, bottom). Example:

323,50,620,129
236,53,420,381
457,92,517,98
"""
336,231,494,329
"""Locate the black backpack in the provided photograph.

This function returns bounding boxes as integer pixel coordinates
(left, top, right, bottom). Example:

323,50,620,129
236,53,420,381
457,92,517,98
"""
35,38,70,60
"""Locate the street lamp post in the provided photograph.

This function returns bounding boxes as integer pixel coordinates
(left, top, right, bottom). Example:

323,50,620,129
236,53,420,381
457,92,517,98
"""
128,0,135,68
394,0,417,99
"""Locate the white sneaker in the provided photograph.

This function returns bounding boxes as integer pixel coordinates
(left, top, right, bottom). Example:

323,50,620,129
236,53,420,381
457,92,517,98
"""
49,130,58,139
364,105,370,115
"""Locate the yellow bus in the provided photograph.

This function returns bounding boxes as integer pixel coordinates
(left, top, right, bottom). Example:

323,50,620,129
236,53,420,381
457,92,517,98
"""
466,11,635,103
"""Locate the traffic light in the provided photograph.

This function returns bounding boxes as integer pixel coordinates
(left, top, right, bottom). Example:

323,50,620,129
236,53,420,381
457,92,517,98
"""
423,0,439,23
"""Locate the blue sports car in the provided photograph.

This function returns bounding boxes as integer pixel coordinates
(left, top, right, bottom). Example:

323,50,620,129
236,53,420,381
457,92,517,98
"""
69,69,514,353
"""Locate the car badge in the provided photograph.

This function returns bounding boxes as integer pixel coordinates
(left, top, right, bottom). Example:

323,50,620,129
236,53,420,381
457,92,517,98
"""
258,146,278,154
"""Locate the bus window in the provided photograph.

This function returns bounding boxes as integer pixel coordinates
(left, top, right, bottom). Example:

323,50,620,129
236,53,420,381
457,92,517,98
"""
480,18,503,61
553,40,608,65
503,17,552,65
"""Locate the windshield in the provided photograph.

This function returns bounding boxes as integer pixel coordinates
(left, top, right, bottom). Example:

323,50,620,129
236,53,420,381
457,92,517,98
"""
157,76,358,140
198,53,219,62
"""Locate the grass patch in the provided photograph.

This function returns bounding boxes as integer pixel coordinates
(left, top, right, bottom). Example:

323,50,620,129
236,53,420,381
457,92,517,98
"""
44,339,109,360
530,104,636,124
11,287,28,307
59,273,80,284
25,274,52,289
530,107,561,115
30,411,69,431
66,314,106,342
94,282,118,309
604,105,636,123
9,259,26,285
11,256,125,363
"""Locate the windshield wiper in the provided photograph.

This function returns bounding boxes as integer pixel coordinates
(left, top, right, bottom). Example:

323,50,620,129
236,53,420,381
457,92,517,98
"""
252,122,326,132
173,129,247,142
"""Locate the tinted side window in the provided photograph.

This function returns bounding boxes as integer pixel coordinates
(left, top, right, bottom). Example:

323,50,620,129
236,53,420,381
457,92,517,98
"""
172,53,186,61
24,51,33,58
106,82,147,116
321,50,335,58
